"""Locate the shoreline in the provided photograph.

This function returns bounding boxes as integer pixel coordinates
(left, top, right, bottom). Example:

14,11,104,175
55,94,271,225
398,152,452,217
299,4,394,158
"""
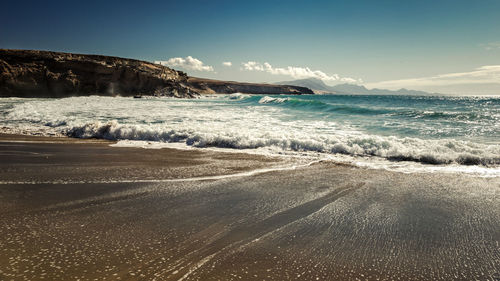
0,133,296,184
1,133,499,280
2,129,499,178
2,94,499,177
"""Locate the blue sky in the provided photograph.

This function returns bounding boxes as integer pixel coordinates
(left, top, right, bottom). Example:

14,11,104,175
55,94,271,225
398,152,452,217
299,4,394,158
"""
1,0,500,94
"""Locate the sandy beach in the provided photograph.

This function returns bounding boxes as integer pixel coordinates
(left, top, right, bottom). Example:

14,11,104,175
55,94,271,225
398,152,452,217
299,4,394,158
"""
0,134,499,280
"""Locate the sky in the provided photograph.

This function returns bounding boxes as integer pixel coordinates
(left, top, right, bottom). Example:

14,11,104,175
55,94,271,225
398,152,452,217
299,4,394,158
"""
1,0,500,94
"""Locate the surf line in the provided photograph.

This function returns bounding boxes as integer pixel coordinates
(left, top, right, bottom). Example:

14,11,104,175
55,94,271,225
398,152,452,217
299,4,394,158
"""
0,160,326,185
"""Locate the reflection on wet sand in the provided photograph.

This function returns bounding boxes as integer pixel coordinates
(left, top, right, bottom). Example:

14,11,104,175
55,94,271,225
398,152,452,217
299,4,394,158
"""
0,135,499,280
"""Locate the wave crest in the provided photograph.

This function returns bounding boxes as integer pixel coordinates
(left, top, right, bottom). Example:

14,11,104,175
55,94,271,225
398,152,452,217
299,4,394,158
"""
258,96,291,104
66,121,500,166
228,93,249,100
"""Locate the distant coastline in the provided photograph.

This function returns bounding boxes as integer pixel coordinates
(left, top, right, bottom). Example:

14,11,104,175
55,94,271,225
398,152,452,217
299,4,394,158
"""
0,49,314,98
275,77,439,96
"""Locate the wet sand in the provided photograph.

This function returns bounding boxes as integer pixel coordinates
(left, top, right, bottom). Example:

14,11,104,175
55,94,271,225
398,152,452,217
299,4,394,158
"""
0,134,499,280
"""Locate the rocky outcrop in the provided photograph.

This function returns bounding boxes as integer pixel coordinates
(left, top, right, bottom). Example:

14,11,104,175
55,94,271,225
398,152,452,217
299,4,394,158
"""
0,49,314,98
0,49,197,98
187,77,314,95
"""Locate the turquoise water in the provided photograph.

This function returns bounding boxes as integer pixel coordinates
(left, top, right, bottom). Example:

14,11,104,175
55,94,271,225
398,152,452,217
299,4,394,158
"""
239,94,500,143
1,94,499,169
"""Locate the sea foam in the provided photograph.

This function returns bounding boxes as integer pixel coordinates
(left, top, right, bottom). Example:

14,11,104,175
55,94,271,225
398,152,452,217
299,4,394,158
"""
63,120,499,166
258,96,290,104
1,95,499,174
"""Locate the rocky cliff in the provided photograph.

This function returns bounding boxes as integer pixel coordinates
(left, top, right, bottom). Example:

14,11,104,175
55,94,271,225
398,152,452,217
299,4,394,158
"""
0,49,196,98
0,50,314,98
187,77,314,95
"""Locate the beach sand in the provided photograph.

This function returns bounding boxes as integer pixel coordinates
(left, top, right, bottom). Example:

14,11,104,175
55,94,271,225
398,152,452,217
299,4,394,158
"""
0,134,499,280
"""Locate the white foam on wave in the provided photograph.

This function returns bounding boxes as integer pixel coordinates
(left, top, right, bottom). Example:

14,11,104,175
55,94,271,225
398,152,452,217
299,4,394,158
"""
258,96,290,104
111,140,500,178
111,140,196,150
228,93,249,100
64,120,500,165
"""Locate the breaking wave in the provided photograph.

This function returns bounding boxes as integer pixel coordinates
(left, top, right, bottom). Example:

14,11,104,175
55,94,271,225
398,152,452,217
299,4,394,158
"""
66,120,500,166
2,95,499,173
258,96,291,104
251,95,499,121
256,96,399,115
228,93,249,100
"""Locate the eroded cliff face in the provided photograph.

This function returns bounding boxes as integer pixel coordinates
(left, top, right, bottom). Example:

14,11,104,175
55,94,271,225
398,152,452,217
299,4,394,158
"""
0,49,197,98
0,50,314,98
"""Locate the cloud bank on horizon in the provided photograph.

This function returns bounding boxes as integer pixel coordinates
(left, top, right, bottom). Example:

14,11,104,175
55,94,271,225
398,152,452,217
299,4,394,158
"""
155,56,360,83
241,61,361,84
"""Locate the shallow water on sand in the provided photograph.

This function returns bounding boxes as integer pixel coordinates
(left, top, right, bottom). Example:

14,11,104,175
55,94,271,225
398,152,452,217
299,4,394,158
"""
0,139,498,280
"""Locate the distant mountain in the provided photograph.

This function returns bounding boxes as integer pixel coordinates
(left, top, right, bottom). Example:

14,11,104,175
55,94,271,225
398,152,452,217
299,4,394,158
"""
276,78,436,95
275,78,334,93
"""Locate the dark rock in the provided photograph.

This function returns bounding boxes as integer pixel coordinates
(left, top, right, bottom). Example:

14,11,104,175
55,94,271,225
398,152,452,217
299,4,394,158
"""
0,49,194,98
187,77,314,95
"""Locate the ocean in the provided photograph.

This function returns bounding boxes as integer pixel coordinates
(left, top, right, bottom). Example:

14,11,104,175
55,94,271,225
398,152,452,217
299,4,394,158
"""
1,94,499,176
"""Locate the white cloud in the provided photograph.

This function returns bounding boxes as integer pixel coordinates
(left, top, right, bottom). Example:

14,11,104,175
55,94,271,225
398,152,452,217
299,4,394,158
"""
222,61,232,67
242,61,361,83
481,42,500,51
367,65,500,90
155,56,214,72
243,61,265,71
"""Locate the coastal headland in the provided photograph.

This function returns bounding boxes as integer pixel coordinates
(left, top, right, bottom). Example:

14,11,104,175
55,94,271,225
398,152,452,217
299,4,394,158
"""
0,134,499,280
0,49,314,98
